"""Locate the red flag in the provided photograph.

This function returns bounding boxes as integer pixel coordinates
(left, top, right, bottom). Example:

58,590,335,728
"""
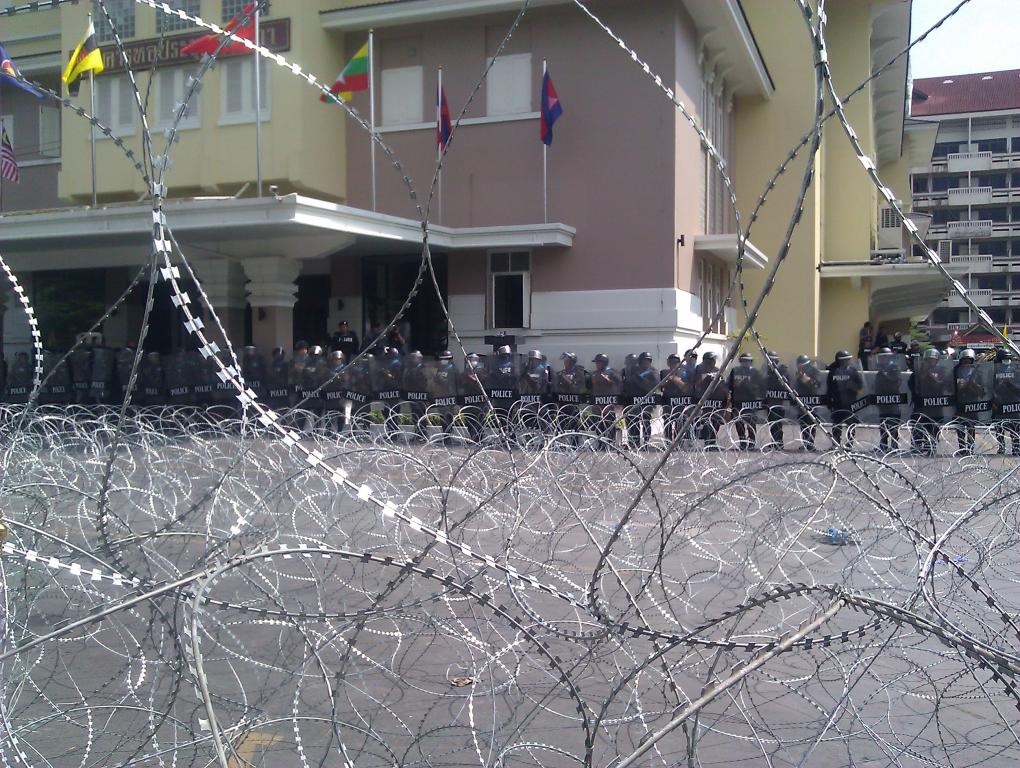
437,85,452,150
181,3,256,58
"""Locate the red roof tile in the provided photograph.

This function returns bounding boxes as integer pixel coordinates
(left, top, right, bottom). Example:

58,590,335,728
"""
911,69,1020,116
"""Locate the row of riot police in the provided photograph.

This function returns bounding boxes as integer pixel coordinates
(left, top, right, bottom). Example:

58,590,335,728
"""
7,342,1020,455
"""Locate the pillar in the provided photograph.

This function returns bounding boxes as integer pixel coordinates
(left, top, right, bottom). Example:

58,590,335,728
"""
192,258,247,349
244,256,301,353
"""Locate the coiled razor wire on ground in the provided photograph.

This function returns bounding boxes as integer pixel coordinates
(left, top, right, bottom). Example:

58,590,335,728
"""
0,1,1016,766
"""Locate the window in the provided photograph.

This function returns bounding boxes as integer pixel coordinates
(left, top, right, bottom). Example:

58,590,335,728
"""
155,0,199,33
93,0,134,43
977,275,1007,290
977,137,1008,154
984,239,1007,256
985,207,1008,223
381,65,422,126
698,256,729,335
912,176,929,193
931,308,962,325
1011,274,1020,290
932,141,960,158
220,56,269,124
1012,137,1020,154
987,308,1008,324
223,0,267,21
931,209,953,225
977,172,1007,188
156,67,200,129
486,53,531,116
1012,172,1020,188
39,105,59,158
94,74,135,137
932,174,963,192
490,251,530,328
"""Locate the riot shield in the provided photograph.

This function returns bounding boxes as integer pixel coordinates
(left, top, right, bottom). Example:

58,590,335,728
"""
6,353,31,404
265,351,291,411
115,347,137,403
589,357,623,446
69,346,92,404
518,355,550,436
89,346,116,405
343,355,376,420
994,361,1020,422
914,357,955,425
39,351,70,405
300,349,328,412
659,361,692,443
373,351,404,406
431,357,460,411
400,355,430,431
212,351,238,413
728,361,765,422
165,350,194,408
553,360,588,406
289,349,309,405
241,347,268,403
137,354,166,407
692,370,729,449
622,355,659,448
458,357,489,440
871,352,910,422
763,360,793,418
954,361,993,425
827,359,867,415
321,355,348,414
487,352,520,402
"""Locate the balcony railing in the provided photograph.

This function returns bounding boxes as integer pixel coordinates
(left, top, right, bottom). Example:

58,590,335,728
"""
949,253,994,271
948,151,993,173
947,219,994,238
945,288,993,307
948,186,993,205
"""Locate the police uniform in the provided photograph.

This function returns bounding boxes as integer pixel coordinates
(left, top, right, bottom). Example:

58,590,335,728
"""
728,353,762,451
519,350,550,436
330,323,360,360
590,354,621,450
763,352,790,450
793,355,823,450
694,368,728,451
660,354,690,444
555,353,586,447
826,351,864,450
624,352,658,449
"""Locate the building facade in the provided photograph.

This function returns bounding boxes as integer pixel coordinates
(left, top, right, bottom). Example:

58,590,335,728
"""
0,0,935,366
910,69,1020,347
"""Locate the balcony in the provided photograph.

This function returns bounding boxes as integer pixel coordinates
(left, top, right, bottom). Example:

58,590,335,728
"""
948,186,993,205
948,151,993,173
947,220,994,238
949,253,993,271
945,288,993,307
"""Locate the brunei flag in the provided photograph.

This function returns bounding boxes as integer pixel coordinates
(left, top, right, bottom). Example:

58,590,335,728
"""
63,19,104,97
322,41,369,103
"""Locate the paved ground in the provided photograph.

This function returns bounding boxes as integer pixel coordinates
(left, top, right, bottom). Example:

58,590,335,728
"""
0,429,1017,767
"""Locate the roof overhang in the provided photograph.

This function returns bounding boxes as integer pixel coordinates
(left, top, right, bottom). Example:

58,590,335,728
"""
0,194,575,271
321,0,568,30
819,259,959,322
870,0,912,166
694,234,768,270
680,0,774,99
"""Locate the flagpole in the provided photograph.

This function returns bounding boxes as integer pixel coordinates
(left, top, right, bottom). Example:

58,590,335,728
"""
542,58,548,224
0,86,5,214
368,29,376,211
88,13,98,207
437,66,443,225
253,3,263,198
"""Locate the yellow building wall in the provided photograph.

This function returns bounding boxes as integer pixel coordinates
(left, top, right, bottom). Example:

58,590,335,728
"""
820,277,870,360
57,0,349,202
735,0,822,360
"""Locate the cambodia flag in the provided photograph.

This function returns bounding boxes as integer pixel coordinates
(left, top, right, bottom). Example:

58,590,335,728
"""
437,85,452,150
540,70,562,146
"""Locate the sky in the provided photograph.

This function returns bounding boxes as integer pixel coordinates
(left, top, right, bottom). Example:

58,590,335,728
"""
910,0,1020,79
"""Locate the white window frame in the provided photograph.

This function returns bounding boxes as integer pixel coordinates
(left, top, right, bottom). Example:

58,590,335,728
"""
218,56,270,126
488,250,531,330
156,66,201,130
486,52,532,117
155,0,200,33
380,65,423,127
93,74,136,139
39,105,60,158
93,0,135,43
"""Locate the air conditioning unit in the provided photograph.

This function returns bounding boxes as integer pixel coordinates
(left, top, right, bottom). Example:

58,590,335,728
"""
937,240,952,261
877,205,904,250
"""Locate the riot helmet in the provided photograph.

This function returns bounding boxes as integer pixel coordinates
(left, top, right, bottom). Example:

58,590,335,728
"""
272,346,286,361
438,350,453,361
796,354,811,367
959,348,976,363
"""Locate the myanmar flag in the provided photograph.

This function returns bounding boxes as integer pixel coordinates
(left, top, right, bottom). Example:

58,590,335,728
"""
322,41,369,103
62,19,105,97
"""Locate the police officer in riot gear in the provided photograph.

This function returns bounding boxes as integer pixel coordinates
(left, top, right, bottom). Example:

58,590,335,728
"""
624,352,658,449
6,351,31,405
554,352,586,447
488,346,518,439
301,346,327,427
953,348,986,456
89,338,116,406
590,353,622,450
460,353,488,442
519,350,550,437
728,352,763,451
763,350,790,450
266,347,291,412
696,350,719,379
873,347,906,453
290,340,310,407
374,347,404,428
241,346,267,404
910,348,946,456
404,351,429,434
432,350,459,437
321,350,347,431
793,354,824,451
994,348,1020,455
115,345,136,404
694,367,729,451
907,340,922,371
889,332,908,355
138,352,166,408
660,353,689,444
826,350,864,450
70,342,93,405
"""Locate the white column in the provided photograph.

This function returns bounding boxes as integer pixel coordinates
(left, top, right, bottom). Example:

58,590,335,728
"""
243,256,302,352
192,258,248,348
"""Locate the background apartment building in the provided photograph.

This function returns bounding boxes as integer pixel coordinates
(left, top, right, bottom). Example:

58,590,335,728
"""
910,69,1020,347
0,0,937,365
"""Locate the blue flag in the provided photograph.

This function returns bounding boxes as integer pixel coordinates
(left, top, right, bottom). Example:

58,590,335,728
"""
540,70,563,146
0,42,46,98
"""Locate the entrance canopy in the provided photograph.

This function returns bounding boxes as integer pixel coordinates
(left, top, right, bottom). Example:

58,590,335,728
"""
0,193,576,271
